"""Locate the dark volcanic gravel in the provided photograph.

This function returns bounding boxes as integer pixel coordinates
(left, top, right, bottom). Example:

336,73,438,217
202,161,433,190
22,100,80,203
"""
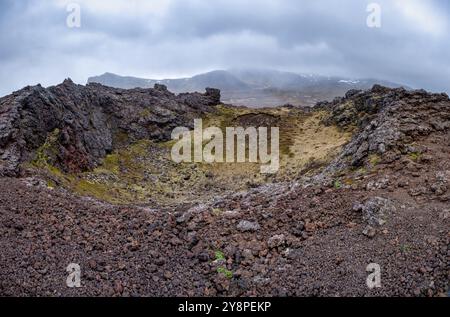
0,165,448,296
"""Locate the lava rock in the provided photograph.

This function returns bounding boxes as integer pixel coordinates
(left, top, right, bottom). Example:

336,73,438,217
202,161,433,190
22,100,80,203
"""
237,220,260,232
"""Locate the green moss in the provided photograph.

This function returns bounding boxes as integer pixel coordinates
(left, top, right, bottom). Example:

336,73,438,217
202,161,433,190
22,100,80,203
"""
217,267,233,279
208,105,248,131
28,128,77,184
69,139,161,204
159,139,178,149
32,128,60,168
369,154,381,166
48,165,65,178
46,179,56,189
75,179,109,198
277,115,301,157
74,179,135,204
101,140,150,180
215,250,225,261
101,153,120,174
408,152,420,161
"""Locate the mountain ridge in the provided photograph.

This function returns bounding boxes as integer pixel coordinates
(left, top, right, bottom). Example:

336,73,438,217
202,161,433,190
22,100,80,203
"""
88,69,408,107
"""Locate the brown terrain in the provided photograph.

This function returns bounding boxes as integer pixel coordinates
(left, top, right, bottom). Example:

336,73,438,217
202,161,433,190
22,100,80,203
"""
0,81,448,296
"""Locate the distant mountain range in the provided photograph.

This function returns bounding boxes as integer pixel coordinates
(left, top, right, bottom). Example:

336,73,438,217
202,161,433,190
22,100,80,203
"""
88,69,408,107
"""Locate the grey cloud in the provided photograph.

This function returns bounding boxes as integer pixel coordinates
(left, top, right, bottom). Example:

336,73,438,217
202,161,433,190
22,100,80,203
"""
0,0,449,96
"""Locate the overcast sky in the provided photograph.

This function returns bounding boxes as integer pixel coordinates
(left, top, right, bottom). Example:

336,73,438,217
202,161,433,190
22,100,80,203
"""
0,0,449,96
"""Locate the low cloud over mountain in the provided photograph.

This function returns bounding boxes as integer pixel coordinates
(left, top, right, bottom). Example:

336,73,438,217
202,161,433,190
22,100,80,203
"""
88,69,406,107
0,0,449,96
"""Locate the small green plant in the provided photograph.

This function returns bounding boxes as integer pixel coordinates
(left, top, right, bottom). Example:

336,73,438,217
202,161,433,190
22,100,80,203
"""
334,180,342,189
217,267,233,279
212,208,223,216
400,244,410,253
46,179,56,189
408,152,420,161
101,153,120,174
214,250,225,261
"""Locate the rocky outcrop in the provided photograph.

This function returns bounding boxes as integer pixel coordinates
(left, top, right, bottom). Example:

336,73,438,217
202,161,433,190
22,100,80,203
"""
317,85,450,176
353,197,396,238
0,79,221,176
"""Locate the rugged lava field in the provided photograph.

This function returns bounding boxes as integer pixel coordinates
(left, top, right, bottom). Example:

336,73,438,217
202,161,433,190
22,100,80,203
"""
0,81,449,296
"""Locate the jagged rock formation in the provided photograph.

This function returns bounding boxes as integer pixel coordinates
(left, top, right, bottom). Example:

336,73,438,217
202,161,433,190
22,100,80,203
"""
0,79,220,176
316,85,450,178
